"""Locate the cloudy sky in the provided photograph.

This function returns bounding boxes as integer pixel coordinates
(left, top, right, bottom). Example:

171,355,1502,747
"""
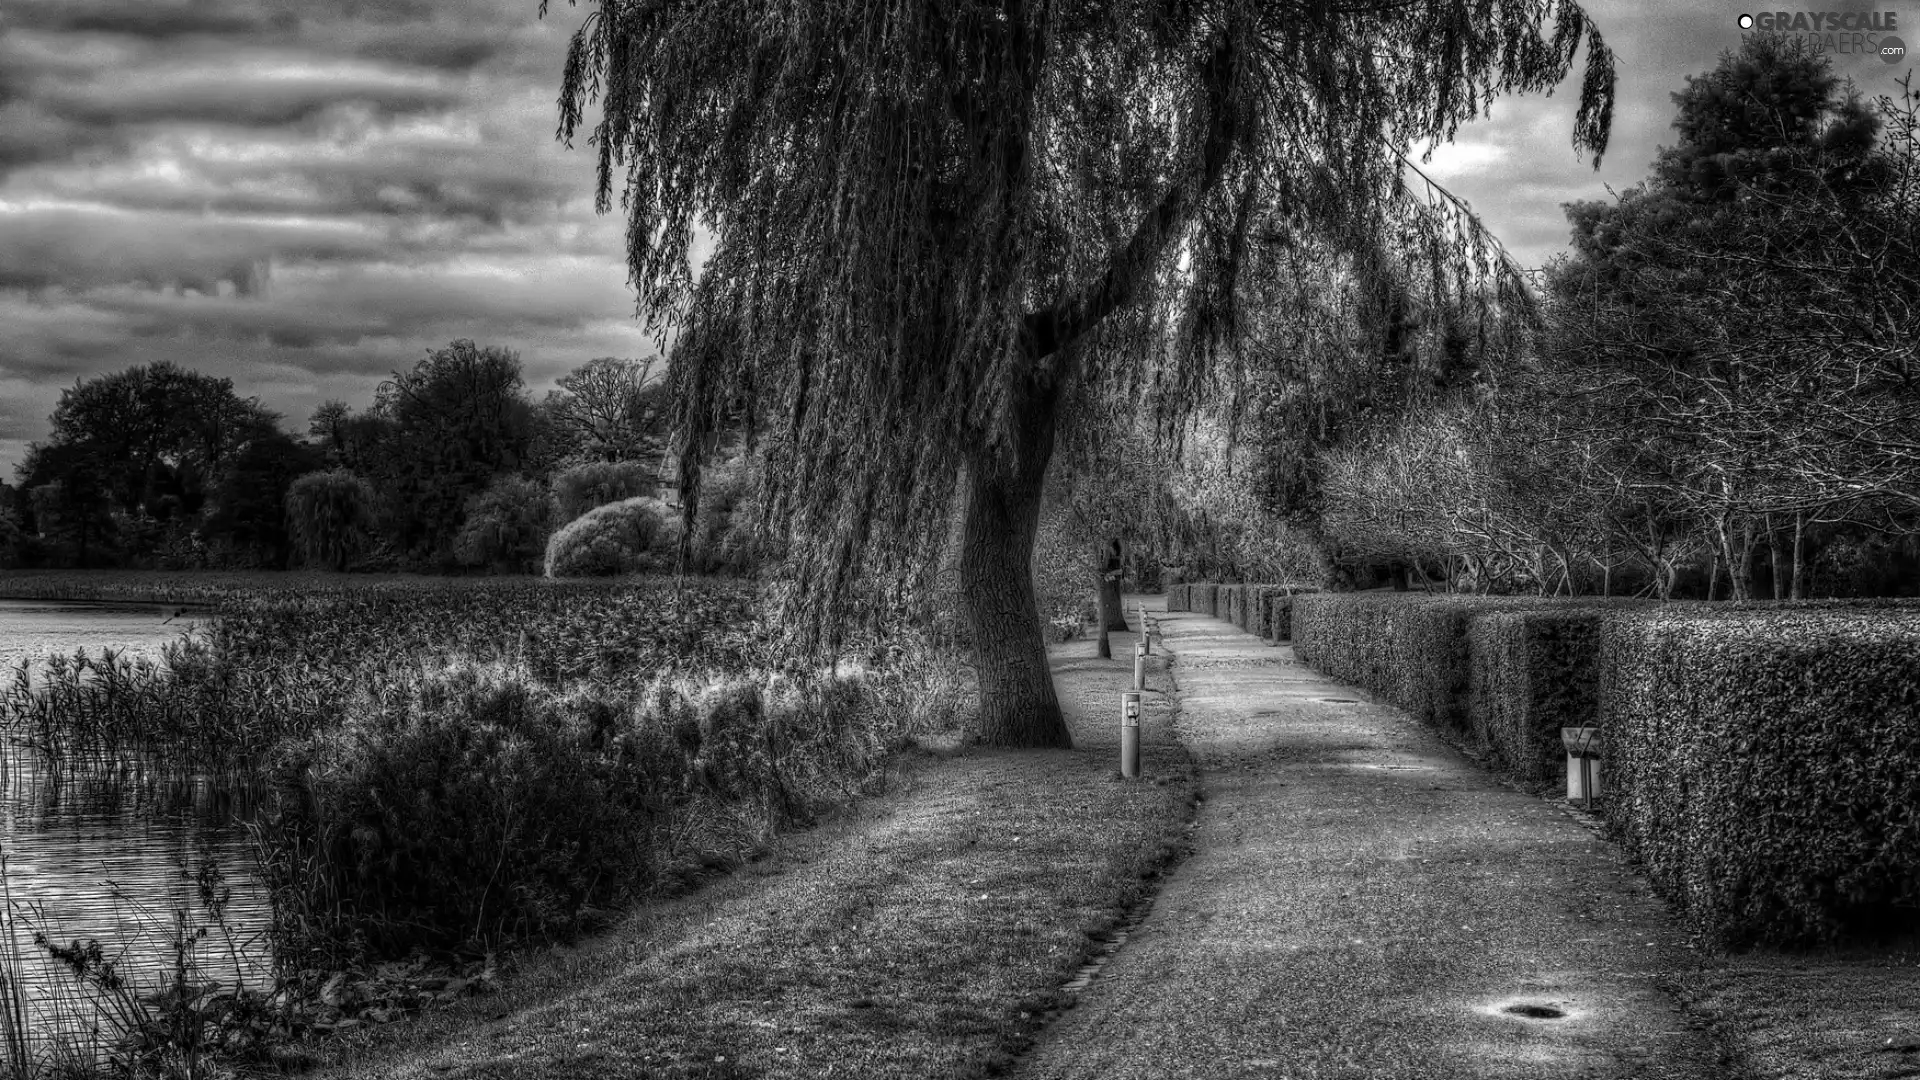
0,0,1911,477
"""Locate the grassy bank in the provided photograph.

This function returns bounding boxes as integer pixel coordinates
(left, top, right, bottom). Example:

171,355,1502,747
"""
297,635,1196,1080
3,572,989,1078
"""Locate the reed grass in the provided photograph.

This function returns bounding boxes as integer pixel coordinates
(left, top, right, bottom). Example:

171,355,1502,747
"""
1,572,977,1076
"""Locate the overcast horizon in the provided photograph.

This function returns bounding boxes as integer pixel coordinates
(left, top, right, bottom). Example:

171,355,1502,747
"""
2,0,1912,479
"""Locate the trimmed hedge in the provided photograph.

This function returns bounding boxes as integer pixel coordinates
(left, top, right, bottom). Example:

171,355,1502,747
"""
1294,593,1640,735
1467,609,1610,781
1269,588,1317,642
1166,584,1191,612
1192,583,1219,618
1294,594,1487,732
1224,585,1246,629
1598,609,1920,946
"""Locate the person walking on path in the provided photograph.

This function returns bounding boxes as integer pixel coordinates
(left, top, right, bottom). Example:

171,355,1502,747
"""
1013,600,1727,1080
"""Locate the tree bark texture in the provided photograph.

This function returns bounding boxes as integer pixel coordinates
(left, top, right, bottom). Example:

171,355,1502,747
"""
1790,513,1808,600
1096,537,1130,632
958,392,1072,749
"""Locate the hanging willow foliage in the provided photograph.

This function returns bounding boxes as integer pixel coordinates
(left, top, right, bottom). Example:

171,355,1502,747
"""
545,0,1614,655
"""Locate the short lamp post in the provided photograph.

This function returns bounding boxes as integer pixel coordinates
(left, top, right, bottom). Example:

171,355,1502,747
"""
1133,641,1146,691
1562,727,1602,809
1120,691,1141,779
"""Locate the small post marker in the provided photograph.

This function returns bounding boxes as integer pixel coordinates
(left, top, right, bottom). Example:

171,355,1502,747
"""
1562,727,1602,809
1133,641,1146,691
1139,602,1151,654
1120,691,1141,779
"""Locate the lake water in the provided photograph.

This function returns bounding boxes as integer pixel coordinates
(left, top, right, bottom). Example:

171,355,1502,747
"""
0,599,272,1046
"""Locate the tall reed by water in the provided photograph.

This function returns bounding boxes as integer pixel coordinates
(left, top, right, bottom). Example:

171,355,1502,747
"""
0,573,976,1077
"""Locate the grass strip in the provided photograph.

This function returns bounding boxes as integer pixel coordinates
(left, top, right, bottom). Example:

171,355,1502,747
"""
303,638,1196,1080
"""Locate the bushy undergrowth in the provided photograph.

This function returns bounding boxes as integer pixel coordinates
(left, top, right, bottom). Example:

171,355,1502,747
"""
0,572,978,1075
1599,609,1920,946
257,646,963,967
544,496,682,578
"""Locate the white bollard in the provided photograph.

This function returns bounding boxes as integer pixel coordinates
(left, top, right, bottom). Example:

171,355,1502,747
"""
1562,727,1603,808
1121,691,1141,779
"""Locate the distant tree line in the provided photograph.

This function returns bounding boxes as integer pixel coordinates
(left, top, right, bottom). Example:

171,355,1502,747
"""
0,342,755,576
1121,37,1920,600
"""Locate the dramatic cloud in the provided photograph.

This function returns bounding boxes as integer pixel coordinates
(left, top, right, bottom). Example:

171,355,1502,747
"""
1,0,1906,478
0,0,650,476
1421,0,1913,270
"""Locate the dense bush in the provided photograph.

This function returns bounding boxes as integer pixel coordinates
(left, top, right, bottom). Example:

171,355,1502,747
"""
259,655,930,962
1166,584,1191,612
452,474,553,574
544,496,681,578
1223,585,1244,628
550,461,657,525
1598,609,1920,946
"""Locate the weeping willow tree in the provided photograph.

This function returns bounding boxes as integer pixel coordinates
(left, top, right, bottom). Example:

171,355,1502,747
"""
545,0,1615,747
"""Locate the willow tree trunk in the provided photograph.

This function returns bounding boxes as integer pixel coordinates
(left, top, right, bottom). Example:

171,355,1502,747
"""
1790,513,1808,599
1096,538,1130,632
958,398,1072,749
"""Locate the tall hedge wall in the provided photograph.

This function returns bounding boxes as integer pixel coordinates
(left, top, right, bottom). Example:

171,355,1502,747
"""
1293,594,1489,732
1166,583,1191,612
1599,609,1920,946
1192,583,1219,618
1467,609,1610,782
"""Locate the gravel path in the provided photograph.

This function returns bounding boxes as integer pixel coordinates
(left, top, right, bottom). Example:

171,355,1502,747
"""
1012,600,1730,1080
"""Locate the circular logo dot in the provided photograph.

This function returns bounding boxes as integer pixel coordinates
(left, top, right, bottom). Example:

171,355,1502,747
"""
1738,13,1754,28
1882,35,1907,63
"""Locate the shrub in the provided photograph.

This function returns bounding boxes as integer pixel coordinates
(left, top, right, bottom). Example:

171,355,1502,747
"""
452,474,553,574
263,662,662,957
544,496,681,578
1166,583,1190,612
1191,583,1219,618
552,461,656,525
1598,609,1920,946
1268,588,1319,642
258,651,934,963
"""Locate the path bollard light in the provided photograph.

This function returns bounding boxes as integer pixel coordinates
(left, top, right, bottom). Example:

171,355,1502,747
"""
1139,602,1151,654
1121,691,1142,779
1562,727,1602,809
1134,641,1147,691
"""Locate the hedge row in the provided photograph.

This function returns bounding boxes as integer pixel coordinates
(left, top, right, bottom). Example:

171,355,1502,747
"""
1599,608,1920,946
1165,583,1318,642
1290,592,1920,946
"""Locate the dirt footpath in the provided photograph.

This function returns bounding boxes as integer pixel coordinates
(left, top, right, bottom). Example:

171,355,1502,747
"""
1012,601,1731,1080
